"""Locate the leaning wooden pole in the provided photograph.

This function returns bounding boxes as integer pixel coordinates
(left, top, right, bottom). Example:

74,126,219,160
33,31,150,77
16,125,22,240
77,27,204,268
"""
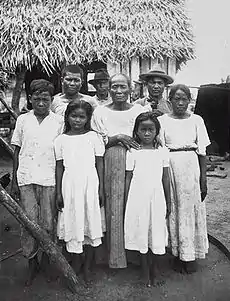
0,184,79,293
0,136,14,158
0,93,18,120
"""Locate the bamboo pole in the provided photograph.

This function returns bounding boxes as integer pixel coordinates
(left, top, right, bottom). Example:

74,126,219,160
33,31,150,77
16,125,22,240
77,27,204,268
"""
0,184,79,293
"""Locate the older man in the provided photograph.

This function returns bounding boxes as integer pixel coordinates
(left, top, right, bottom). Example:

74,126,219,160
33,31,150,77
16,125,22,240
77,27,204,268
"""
135,68,174,115
51,64,98,116
88,69,111,106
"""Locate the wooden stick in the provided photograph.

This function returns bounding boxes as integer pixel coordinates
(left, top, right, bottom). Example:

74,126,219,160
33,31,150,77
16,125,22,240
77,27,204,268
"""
0,184,79,293
0,93,18,120
0,248,22,262
206,171,228,178
0,136,14,158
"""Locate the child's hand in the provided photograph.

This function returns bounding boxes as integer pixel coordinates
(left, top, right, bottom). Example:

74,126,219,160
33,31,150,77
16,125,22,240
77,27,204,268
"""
10,182,20,203
166,201,171,218
99,186,105,208
166,206,171,218
56,193,64,212
200,177,207,202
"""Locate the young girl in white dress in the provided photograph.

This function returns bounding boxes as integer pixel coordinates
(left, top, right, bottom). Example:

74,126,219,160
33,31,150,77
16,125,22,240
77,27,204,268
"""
124,112,171,287
54,100,105,283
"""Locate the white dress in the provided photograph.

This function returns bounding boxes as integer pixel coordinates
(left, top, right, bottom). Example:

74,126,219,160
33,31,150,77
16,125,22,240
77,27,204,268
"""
158,114,210,261
54,131,105,254
124,147,169,255
91,104,148,268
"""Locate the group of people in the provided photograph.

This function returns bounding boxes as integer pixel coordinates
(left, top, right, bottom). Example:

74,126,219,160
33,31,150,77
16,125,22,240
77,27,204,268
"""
10,64,210,288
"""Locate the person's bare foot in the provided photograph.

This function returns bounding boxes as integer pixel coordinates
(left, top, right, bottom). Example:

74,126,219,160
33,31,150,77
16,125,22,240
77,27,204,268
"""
140,253,151,287
71,254,83,275
150,263,156,286
172,257,184,273
184,260,197,274
83,267,93,286
140,268,151,287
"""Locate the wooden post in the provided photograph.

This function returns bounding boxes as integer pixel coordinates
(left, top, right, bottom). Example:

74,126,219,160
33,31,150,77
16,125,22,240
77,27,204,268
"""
139,58,149,97
140,58,150,74
0,185,80,293
130,56,140,83
0,91,18,120
121,60,130,77
150,57,158,70
11,65,26,115
107,62,121,76
168,57,177,79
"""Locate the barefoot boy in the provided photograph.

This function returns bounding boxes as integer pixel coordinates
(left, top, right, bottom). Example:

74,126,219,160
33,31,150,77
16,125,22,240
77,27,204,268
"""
11,79,63,285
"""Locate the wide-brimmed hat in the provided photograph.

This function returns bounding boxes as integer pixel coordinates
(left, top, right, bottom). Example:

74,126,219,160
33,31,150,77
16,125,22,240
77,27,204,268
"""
88,69,110,85
139,68,174,85
133,77,144,85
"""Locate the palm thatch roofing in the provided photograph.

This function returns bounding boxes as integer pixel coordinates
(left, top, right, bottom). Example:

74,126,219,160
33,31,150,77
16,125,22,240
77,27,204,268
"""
0,0,194,73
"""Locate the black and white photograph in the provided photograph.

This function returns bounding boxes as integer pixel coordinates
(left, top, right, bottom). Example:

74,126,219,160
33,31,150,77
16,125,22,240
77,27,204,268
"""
0,0,229,300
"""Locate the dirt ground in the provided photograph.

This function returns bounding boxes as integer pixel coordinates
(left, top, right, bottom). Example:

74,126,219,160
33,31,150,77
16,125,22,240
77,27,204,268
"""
0,149,230,301
205,161,230,251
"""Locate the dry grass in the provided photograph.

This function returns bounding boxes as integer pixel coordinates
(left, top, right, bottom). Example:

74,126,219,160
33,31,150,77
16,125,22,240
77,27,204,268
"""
0,0,194,73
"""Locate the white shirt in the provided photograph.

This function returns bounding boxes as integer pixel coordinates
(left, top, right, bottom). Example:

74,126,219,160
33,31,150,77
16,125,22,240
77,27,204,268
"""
158,114,210,156
51,93,98,116
11,111,64,186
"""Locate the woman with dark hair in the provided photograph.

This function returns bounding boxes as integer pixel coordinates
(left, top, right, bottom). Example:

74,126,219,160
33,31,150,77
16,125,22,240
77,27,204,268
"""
158,84,210,273
91,73,147,269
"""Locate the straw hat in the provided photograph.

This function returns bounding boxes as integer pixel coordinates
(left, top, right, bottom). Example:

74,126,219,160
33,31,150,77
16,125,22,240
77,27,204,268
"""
139,67,174,85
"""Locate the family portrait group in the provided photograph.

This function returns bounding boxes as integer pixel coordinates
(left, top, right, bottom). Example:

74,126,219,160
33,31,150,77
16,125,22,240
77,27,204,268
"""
9,63,210,289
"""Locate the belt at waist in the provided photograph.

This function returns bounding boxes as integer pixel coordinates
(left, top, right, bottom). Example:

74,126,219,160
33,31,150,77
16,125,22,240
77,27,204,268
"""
169,148,197,152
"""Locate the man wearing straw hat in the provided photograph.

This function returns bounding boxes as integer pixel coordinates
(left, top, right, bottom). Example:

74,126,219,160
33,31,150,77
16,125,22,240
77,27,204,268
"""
88,69,111,106
135,67,174,115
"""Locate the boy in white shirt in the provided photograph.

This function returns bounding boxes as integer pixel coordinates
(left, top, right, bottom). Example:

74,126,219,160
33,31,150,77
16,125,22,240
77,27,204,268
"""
11,79,63,286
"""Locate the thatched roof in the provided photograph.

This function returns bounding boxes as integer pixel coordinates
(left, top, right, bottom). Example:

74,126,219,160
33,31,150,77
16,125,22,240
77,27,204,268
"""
0,0,194,73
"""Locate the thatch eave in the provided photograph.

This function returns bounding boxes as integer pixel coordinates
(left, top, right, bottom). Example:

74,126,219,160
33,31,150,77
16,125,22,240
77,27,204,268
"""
0,0,194,73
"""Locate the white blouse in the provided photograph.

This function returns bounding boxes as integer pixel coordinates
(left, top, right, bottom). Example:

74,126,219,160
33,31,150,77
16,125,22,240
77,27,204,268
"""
91,104,147,143
158,114,210,156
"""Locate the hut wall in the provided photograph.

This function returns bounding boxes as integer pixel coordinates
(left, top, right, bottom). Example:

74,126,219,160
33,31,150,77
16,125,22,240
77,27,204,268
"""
107,56,177,84
107,56,177,98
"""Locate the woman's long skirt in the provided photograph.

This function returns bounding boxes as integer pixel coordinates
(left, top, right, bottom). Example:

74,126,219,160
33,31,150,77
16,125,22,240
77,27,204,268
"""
169,151,209,261
104,145,127,268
